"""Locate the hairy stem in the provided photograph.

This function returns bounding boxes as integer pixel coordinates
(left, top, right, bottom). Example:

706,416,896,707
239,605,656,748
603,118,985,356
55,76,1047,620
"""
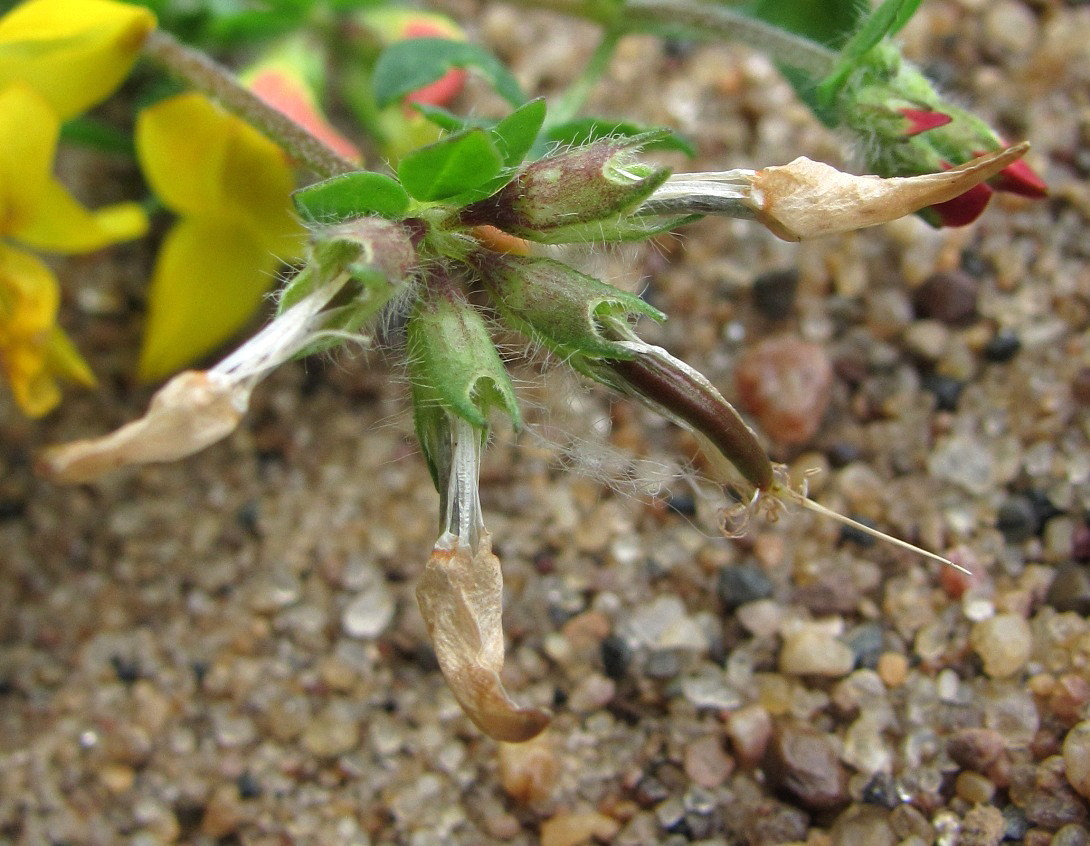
142,30,358,179
502,0,837,77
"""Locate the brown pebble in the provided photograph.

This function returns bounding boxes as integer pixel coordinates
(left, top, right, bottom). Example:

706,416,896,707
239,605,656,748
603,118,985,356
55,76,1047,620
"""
828,804,896,846
499,732,559,804
683,735,734,788
877,652,908,687
1063,721,1090,800
959,803,1005,846
725,703,773,766
735,336,833,445
913,270,980,325
762,721,849,811
956,770,997,804
1052,824,1090,846
201,784,244,839
948,728,1006,772
99,762,135,794
539,810,620,846
1071,368,1090,406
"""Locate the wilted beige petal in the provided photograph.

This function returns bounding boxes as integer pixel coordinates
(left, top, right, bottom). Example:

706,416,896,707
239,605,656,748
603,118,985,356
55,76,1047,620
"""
749,143,1030,240
37,370,246,484
417,532,551,743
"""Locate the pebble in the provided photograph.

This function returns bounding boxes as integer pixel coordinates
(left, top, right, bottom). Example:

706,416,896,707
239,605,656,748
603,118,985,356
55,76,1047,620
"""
1063,722,1090,801
984,0,1039,54
959,803,1006,846
971,614,1033,678
683,736,734,788
725,704,772,766
99,762,135,794
341,580,396,639
1052,825,1090,846
499,733,559,804
539,810,620,846
903,320,950,362
876,652,908,687
301,706,360,757
983,330,1021,363
200,785,244,839
568,673,615,713
600,634,634,680
1046,564,1090,615
716,563,774,611
957,770,998,804
762,722,849,811
913,270,980,325
735,336,833,445
948,728,1006,773
829,804,897,846
751,268,799,320
779,628,855,678
997,496,1041,543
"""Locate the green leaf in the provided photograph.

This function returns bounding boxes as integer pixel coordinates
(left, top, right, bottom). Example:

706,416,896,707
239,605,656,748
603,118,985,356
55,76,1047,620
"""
740,0,864,49
491,98,547,166
293,172,410,223
373,38,525,108
542,118,695,158
412,103,468,133
397,129,504,202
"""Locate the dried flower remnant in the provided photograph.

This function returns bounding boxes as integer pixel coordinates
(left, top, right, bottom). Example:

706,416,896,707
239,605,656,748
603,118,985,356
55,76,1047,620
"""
416,416,551,742
638,144,1030,241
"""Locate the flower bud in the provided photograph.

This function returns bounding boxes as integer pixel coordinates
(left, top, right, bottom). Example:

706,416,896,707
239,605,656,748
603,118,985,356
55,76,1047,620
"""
830,42,1046,225
473,252,664,365
459,133,673,242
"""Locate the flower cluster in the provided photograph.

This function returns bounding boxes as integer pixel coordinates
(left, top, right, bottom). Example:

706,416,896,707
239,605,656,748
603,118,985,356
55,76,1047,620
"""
0,0,151,415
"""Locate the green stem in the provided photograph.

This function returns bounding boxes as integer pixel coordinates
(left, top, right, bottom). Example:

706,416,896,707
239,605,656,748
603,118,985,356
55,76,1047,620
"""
141,30,357,179
548,28,622,125
507,0,837,77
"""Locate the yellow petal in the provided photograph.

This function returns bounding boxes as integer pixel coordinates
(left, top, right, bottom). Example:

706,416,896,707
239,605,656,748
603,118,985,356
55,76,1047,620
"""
0,0,155,119
44,325,96,387
0,82,58,236
137,217,281,382
16,177,146,253
136,93,303,259
0,243,62,416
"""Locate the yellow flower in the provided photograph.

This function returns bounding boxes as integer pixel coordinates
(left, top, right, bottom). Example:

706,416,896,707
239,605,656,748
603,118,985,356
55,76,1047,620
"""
0,82,147,416
0,0,155,119
135,93,305,381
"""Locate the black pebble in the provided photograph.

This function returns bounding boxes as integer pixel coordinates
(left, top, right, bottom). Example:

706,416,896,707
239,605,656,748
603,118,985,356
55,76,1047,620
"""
601,635,633,680
996,496,1040,543
922,373,964,412
752,268,799,320
983,330,1021,363
717,563,774,611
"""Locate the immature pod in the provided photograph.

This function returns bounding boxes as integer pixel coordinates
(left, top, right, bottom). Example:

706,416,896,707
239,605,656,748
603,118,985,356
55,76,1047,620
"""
459,133,674,242
473,252,664,364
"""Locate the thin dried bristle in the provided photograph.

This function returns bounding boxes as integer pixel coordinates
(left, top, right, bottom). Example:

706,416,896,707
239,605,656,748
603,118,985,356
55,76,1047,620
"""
794,495,970,574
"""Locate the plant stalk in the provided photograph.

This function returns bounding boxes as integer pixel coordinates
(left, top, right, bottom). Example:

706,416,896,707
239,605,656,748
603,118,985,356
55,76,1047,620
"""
142,30,358,179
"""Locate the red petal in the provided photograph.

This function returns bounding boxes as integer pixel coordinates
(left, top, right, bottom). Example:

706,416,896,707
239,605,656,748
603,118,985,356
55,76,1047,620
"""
401,22,467,107
994,158,1048,198
928,182,994,227
899,108,952,136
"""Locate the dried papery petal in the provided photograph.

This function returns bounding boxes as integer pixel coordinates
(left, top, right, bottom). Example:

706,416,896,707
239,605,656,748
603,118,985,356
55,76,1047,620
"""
417,532,551,743
748,143,1030,240
38,370,246,483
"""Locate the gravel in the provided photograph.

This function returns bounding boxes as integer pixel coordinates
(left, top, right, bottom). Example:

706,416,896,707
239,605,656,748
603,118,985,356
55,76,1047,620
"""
2,0,1090,843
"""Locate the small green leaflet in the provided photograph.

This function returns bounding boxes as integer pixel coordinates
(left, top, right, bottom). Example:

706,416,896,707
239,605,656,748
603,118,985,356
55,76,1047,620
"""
414,98,547,167
397,128,504,202
293,171,411,223
373,38,525,109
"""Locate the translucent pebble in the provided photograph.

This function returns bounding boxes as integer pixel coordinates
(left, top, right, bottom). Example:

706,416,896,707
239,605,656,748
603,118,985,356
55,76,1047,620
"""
971,614,1032,678
342,581,395,639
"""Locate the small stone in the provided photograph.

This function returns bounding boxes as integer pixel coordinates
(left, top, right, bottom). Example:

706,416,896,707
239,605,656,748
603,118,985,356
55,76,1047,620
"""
735,336,833,445
1046,564,1090,615
983,330,1021,363
540,811,620,846
717,563,774,611
600,635,633,680
957,771,997,804
499,733,559,804
736,599,785,638
201,784,244,839
1063,722,1090,801
568,673,615,713
1052,824,1090,846
984,0,1039,54
960,803,1005,846
726,704,772,766
301,706,360,757
948,728,1006,772
997,496,1041,543
762,722,849,811
828,804,896,846
683,736,734,788
903,320,950,362
876,652,908,687
922,373,964,412
844,623,886,670
971,614,1032,678
913,269,979,325
779,628,854,677
751,268,799,320
99,763,135,794
341,580,395,639
1073,368,1090,406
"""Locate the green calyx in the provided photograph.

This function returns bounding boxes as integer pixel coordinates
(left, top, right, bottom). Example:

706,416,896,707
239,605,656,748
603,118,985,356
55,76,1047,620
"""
406,285,521,434
475,252,664,367
458,132,672,242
